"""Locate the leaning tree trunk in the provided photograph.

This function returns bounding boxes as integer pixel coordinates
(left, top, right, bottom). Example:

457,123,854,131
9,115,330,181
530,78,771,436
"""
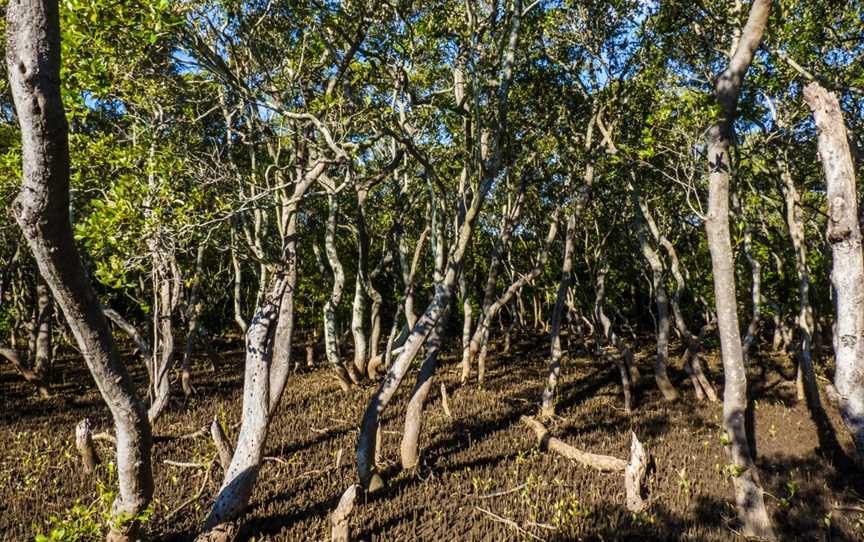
356,0,522,490
462,172,526,379
0,342,51,397
804,82,864,459
197,162,323,542
6,1,153,539
400,317,445,469
703,1,775,537
197,275,287,542
474,211,559,383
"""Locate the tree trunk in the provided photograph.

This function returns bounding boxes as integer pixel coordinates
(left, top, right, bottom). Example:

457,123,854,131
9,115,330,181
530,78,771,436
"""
631,184,678,401
703,1,775,537
350,275,368,378
734,195,762,364
6,1,153,538
198,274,287,541
459,274,473,383
540,149,594,417
147,262,175,424
542,220,573,416
181,244,206,397
323,195,353,390
462,173,527,379
594,267,635,413
75,418,100,474
32,276,53,390
400,318,445,469
230,233,248,334
0,342,51,398
804,82,864,459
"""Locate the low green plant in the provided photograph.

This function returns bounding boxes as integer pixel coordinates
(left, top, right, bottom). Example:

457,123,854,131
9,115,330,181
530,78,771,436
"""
34,462,152,542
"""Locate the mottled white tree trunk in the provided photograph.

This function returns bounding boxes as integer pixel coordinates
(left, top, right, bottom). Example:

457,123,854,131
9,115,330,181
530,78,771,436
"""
804,82,864,459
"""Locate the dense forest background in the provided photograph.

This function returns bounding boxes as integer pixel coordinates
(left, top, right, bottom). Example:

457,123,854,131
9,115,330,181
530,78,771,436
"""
1,0,864,541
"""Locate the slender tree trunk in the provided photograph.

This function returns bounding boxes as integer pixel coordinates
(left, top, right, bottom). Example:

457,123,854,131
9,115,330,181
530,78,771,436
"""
268,218,298,414
474,212,559,384
804,82,864,459
778,152,815,399
323,195,353,390
147,261,175,424
401,318,445,469
540,123,595,416
459,274,473,382
367,276,383,365
181,244,206,397
32,277,53,390
230,232,248,335
631,184,677,401
0,342,51,397
645,202,717,401
350,275,368,378
462,173,527,378
543,210,576,417
103,307,152,360
734,195,762,364
703,1,774,536
6,2,153,538
197,275,287,541
594,267,636,413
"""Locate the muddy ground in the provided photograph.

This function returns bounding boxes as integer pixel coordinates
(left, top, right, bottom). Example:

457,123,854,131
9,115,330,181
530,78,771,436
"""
2,332,863,541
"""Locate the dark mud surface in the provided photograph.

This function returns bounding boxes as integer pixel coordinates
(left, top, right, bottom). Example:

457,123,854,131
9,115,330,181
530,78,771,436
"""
3,333,864,541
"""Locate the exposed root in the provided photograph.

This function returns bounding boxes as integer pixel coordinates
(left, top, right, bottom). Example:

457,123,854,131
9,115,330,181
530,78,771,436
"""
330,484,358,542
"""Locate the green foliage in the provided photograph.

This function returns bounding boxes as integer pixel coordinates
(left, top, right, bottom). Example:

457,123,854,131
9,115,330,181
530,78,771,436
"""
34,463,152,542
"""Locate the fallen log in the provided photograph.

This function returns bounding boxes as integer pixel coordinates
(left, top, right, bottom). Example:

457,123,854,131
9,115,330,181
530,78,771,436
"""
520,416,649,512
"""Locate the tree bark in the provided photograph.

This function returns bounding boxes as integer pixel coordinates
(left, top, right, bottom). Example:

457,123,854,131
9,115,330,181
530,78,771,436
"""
594,267,636,413
703,1,775,537
540,111,596,416
6,2,153,538
355,0,523,489
733,195,762,364
400,318,445,469
147,259,176,424
804,82,864,460
32,276,53,390
323,194,353,390
76,418,100,474
181,244,207,397
197,274,287,541
630,184,678,401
